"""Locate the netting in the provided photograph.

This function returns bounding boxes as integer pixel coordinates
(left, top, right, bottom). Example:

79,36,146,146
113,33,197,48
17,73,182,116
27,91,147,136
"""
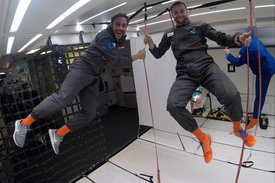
0,44,106,183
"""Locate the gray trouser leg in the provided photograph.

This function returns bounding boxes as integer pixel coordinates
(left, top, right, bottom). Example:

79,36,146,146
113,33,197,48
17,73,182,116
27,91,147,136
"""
31,60,99,131
65,78,100,131
167,75,199,132
167,63,243,133
201,64,243,122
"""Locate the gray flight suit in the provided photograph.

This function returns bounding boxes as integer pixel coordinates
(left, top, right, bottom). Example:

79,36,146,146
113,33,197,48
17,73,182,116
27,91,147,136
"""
150,19,243,132
31,26,132,131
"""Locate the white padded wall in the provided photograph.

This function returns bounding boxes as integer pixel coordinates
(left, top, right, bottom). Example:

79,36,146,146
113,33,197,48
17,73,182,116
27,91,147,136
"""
131,34,190,134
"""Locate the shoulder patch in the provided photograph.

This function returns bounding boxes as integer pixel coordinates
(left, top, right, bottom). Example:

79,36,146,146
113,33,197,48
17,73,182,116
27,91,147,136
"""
167,31,174,38
107,42,115,50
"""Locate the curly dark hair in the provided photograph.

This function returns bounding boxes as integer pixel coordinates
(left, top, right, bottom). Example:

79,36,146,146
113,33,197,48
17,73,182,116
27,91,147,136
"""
111,12,129,25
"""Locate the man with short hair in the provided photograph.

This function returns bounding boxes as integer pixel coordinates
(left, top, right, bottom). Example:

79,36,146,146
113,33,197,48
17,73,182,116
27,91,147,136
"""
144,1,255,163
13,12,146,155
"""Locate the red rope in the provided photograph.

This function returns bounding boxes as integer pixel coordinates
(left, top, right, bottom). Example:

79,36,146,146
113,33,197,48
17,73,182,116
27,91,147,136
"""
177,133,186,151
245,0,263,170
168,8,189,154
235,1,262,182
169,10,175,27
143,19,161,183
235,47,250,183
142,11,177,182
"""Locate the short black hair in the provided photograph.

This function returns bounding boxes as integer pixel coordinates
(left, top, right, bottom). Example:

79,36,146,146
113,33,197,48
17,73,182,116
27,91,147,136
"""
111,12,129,25
170,1,187,12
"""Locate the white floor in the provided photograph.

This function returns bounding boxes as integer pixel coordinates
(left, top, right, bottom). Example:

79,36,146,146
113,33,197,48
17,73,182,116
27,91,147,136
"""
76,115,275,183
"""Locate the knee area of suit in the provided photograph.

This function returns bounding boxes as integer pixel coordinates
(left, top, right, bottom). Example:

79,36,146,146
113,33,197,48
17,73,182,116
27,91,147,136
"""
166,102,186,114
223,92,241,104
79,111,95,121
87,114,96,121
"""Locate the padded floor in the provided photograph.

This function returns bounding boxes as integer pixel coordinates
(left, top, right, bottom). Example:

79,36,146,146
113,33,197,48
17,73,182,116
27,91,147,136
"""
76,115,275,183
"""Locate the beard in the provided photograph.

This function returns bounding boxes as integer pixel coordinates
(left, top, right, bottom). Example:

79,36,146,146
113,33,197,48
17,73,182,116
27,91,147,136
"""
174,16,187,25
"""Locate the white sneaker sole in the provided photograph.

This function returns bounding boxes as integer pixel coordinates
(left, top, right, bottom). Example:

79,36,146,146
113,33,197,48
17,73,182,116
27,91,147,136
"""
49,129,59,155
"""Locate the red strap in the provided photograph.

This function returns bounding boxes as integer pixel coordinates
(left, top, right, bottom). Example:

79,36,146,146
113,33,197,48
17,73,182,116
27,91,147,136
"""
169,10,175,27
235,1,262,182
143,18,161,183
177,133,186,151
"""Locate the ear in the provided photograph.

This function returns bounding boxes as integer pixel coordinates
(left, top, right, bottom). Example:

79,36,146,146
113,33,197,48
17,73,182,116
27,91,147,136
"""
171,13,175,18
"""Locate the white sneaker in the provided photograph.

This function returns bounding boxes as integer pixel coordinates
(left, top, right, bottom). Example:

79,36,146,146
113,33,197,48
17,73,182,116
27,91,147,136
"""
49,129,63,155
13,119,30,147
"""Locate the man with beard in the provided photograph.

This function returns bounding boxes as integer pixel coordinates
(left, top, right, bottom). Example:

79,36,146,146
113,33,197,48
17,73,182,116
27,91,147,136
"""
143,1,255,163
13,12,146,155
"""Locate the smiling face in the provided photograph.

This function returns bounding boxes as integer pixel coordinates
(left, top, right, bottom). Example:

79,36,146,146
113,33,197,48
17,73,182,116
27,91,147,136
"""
171,3,189,26
110,17,128,39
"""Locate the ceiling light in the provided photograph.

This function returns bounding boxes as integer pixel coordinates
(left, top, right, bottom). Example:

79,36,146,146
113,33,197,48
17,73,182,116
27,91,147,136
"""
46,0,91,29
138,7,245,28
7,37,15,54
127,12,135,16
162,0,176,5
188,4,203,9
18,34,43,52
76,24,82,31
26,48,41,55
40,51,52,55
10,0,32,32
189,7,245,17
80,2,127,24
255,4,275,8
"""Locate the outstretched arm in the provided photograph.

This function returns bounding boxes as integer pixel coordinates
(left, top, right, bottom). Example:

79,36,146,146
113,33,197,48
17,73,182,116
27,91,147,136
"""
224,46,246,67
143,32,171,59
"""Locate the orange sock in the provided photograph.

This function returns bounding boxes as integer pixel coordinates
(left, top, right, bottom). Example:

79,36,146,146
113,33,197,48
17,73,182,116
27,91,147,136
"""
232,120,242,132
247,118,258,129
56,125,71,137
21,114,36,126
192,127,206,142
